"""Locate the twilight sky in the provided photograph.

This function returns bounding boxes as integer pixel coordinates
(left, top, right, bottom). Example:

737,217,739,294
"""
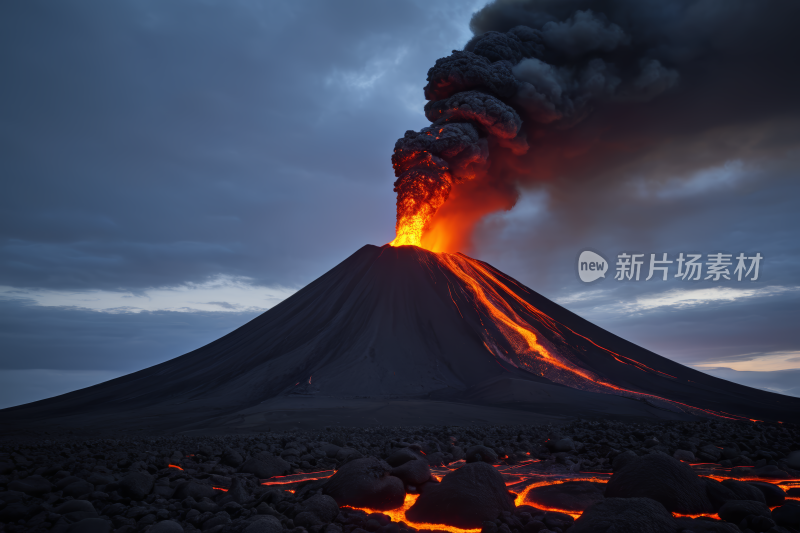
1,0,799,408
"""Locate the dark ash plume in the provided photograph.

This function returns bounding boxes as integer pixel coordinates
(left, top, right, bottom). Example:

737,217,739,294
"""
391,0,800,250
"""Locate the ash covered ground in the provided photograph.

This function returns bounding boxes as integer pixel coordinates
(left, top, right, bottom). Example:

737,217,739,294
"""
1,420,799,533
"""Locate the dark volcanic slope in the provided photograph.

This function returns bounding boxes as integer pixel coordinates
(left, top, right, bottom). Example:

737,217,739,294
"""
2,245,798,434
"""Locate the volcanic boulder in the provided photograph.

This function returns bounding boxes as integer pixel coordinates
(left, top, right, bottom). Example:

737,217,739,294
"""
299,494,339,523
118,472,154,501
525,481,605,513
62,479,95,498
322,457,405,510
7,474,52,496
217,477,251,505
720,479,766,504
785,450,800,469
406,461,515,529
391,459,431,487
717,499,772,524
571,498,678,533
385,447,425,467
64,518,113,533
173,480,217,501
55,500,99,523
150,521,185,533
245,516,283,533
604,452,714,514
239,453,290,479
464,445,498,464
673,449,695,462
702,478,739,511
611,450,639,472
747,481,786,507
772,501,800,529
674,517,740,533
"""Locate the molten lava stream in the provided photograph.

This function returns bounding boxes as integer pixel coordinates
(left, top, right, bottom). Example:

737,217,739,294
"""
345,493,481,533
264,460,796,531
510,477,610,520
260,470,334,486
430,250,751,421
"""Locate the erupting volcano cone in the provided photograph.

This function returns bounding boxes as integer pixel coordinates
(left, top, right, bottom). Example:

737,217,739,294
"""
2,245,798,433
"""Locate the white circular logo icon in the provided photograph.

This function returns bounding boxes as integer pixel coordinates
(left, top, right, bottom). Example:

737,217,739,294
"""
578,251,608,282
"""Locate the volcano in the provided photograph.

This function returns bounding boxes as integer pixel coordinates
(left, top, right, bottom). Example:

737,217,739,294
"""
2,245,799,434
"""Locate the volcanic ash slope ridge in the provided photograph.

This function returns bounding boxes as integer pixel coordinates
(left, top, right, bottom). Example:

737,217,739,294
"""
1,244,799,433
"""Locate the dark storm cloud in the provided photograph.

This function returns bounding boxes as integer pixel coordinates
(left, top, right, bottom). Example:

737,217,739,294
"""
0,297,259,372
0,0,477,292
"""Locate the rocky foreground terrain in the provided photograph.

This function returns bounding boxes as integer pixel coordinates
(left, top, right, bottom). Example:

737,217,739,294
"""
1,419,799,533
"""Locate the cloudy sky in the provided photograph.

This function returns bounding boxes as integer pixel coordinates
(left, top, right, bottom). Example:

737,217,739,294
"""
1,0,798,408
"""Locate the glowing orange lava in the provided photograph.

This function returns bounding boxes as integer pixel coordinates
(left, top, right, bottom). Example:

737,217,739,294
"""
383,246,754,421
513,477,609,520
390,153,452,248
259,457,795,533
345,493,482,533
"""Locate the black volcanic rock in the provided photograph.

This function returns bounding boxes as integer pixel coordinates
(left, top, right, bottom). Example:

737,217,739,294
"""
300,494,339,523
717,499,772,523
702,477,739,511
62,479,95,498
7,474,52,496
390,459,431,486
385,447,424,467
772,500,800,529
604,452,714,514
571,497,677,533
244,516,283,533
464,445,498,464
406,461,515,528
240,454,290,479
612,450,639,472
118,472,153,501
786,450,800,469
150,521,185,533
173,480,217,501
55,500,99,522
674,517,739,533
721,479,766,504
322,457,405,510
747,481,786,507
525,481,605,512
64,518,113,533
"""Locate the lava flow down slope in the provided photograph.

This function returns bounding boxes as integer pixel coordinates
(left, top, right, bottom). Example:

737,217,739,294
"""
2,244,799,434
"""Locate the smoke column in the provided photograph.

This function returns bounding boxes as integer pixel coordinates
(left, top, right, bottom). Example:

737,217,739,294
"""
390,0,800,252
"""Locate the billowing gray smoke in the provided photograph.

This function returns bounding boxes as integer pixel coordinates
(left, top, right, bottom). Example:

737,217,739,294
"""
392,0,800,250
